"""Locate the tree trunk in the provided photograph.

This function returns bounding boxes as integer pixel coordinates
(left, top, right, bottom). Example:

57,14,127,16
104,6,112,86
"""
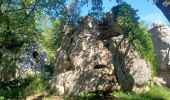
155,0,170,23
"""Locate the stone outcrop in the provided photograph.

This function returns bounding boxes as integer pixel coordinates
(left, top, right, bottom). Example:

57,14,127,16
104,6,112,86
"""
51,15,151,96
16,44,50,78
149,21,170,87
149,21,170,70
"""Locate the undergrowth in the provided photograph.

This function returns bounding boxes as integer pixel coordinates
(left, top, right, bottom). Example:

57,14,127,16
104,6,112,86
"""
64,86,170,100
0,75,49,99
113,86,170,100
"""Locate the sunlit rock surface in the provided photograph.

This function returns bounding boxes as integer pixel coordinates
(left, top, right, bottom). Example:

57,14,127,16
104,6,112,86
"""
149,21,170,87
16,44,50,78
149,21,170,70
51,16,151,96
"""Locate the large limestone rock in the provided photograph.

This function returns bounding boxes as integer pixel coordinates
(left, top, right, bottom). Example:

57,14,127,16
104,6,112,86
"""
16,44,50,78
149,21,170,70
51,16,151,96
149,21,170,87
51,69,117,96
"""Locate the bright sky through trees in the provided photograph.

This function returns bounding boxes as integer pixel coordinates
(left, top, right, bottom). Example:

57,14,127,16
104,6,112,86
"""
78,0,169,25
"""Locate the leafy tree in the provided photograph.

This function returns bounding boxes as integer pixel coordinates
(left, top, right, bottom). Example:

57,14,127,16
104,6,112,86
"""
0,0,66,81
112,3,157,74
0,0,66,49
0,0,38,81
37,16,62,61
116,0,170,23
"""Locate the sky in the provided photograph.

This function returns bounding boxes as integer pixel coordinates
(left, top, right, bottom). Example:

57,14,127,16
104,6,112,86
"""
79,0,169,25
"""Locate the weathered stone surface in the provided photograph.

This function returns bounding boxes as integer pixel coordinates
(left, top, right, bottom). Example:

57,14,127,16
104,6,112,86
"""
149,21,170,70
149,21,170,87
51,69,117,96
108,36,151,91
51,16,151,96
16,44,50,78
152,76,166,87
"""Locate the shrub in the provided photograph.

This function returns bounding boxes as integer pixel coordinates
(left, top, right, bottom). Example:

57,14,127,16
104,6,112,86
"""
0,75,49,99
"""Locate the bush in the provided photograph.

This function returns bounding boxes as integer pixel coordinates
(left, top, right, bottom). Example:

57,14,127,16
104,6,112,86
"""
0,75,49,99
24,75,49,95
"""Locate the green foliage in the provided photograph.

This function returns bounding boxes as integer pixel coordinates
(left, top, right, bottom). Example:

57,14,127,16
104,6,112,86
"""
64,86,170,100
112,3,139,39
0,0,67,49
0,0,38,49
90,0,104,18
74,93,98,100
0,50,20,82
133,22,157,75
37,17,62,64
112,3,157,75
24,75,49,95
65,92,105,100
0,75,49,99
0,0,39,81
113,86,170,100
0,96,4,100
0,0,65,81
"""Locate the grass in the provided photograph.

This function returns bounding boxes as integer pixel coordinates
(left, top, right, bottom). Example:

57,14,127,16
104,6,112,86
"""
1,75,170,100
0,75,49,99
59,86,170,100
113,86,170,100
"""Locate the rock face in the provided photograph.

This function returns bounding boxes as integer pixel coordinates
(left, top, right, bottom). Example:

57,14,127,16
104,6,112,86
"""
51,16,151,96
149,21,170,70
149,21,170,87
16,44,50,78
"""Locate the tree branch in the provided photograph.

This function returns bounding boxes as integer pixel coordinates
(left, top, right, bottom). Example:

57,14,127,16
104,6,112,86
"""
155,0,170,22
2,0,40,13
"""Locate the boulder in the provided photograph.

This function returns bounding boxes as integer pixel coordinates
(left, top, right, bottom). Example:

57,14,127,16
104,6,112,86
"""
152,76,166,87
149,21,170,70
51,69,117,96
149,21,170,87
51,16,151,96
16,44,50,78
